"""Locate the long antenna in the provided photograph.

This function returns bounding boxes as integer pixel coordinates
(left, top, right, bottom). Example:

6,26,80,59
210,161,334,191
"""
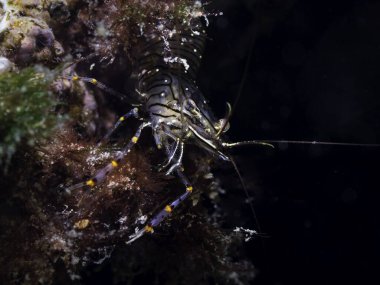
224,140,380,148
228,155,263,234
230,25,258,118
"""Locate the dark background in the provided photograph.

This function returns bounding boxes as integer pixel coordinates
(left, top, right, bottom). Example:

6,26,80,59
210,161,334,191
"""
200,0,380,284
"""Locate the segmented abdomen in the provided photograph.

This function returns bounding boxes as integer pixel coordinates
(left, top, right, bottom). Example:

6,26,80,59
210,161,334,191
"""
135,24,206,82
131,21,217,133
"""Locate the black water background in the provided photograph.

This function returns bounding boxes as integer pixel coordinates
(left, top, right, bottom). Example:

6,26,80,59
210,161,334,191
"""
199,0,380,284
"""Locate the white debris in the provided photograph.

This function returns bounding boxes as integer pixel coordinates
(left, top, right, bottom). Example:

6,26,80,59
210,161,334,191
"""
118,216,127,224
69,273,81,281
107,181,118,187
164,56,189,71
168,28,176,38
95,21,110,38
92,246,114,264
161,34,171,52
61,204,74,215
191,29,200,36
50,234,67,247
136,215,147,224
203,15,209,26
86,150,115,167
194,1,202,8
71,255,80,265
233,227,257,242
228,272,245,285
203,172,214,179
67,229,82,238
208,191,218,200
138,22,145,35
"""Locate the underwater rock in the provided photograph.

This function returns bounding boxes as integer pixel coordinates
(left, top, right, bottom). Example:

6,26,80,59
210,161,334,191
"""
0,55,12,72
0,1,256,284
0,0,64,65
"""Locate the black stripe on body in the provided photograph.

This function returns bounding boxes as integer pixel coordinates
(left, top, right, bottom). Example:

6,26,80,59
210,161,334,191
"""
143,72,217,133
136,32,206,80
138,66,171,87
151,113,177,118
147,102,180,114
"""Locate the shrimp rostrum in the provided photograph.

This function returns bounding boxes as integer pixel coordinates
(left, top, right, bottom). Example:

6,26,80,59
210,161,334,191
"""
66,18,270,244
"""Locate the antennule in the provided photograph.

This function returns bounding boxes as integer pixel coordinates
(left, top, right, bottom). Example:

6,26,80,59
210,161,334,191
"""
224,140,380,148
223,141,275,149
228,155,262,234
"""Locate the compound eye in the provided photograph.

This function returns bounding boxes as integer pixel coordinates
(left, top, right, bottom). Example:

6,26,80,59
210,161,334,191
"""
223,122,230,133
214,119,230,133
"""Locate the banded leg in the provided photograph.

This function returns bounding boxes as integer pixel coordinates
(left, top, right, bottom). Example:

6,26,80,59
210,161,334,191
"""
65,122,150,192
97,108,139,146
64,75,140,105
126,169,193,244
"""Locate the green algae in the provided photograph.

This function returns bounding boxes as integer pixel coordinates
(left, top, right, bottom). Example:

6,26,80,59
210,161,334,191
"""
0,66,61,169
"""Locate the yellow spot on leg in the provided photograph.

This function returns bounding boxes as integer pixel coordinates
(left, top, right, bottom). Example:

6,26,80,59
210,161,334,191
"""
72,75,79,81
74,219,90,229
90,78,97,84
186,186,193,193
111,160,118,167
86,179,95,187
164,205,172,213
132,136,138,143
145,225,154,233
119,116,125,122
